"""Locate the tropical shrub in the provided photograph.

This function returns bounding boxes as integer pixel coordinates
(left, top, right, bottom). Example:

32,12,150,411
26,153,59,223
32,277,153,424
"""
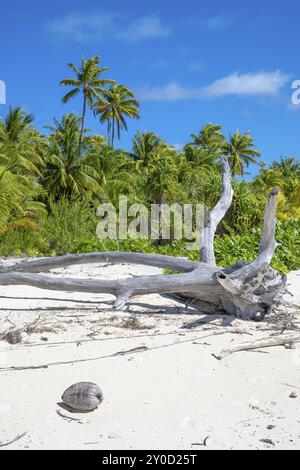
214,219,300,273
41,198,98,255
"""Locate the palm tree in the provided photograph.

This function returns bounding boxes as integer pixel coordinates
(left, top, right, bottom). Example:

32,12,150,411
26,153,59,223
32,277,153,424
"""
60,56,114,147
0,164,45,233
184,123,225,172
224,130,261,175
2,106,34,142
43,113,101,199
93,84,140,148
189,123,226,149
0,107,46,233
131,131,163,166
0,107,45,175
253,168,284,192
270,157,300,179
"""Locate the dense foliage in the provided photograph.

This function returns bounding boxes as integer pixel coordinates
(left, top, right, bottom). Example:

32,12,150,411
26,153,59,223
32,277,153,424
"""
0,56,299,272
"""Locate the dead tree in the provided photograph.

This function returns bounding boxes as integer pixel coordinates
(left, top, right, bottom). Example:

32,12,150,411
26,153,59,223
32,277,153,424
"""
0,157,287,320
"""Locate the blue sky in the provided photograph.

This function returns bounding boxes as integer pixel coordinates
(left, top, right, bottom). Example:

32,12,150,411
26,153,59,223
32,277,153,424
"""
0,0,300,174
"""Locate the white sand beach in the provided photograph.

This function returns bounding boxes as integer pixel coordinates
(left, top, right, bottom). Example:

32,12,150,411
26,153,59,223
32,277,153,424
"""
0,259,299,450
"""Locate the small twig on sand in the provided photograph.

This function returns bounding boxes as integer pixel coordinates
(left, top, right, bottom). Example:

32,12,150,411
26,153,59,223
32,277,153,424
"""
191,436,209,447
56,410,83,423
281,383,300,390
260,438,275,446
0,432,27,448
214,332,300,360
113,346,148,356
279,307,297,334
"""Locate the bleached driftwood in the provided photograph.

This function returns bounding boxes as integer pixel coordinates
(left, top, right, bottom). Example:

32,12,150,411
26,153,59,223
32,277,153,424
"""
215,333,300,360
200,156,233,265
0,157,287,320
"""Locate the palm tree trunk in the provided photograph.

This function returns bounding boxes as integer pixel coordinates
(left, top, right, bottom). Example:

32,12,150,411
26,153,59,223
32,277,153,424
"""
107,121,111,148
111,116,115,149
79,93,87,148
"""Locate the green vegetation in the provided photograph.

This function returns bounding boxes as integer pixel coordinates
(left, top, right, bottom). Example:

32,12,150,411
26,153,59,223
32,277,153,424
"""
0,55,299,273
93,83,140,148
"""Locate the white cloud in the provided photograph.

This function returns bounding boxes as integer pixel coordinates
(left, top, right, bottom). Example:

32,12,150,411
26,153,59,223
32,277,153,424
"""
118,15,170,42
188,60,205,71
137,82,194,102
172,143,184,151
186,15,232,31
0,80,6,105
287,102,300,112
153,60,169,69
47,13,117,42
240,108,254,118
47,12,170,43
202,71,290,97
137,72,290,102
204,15,232,30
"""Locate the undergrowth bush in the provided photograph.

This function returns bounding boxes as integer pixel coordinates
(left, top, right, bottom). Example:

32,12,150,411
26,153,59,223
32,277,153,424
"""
214,219,300,273
41,198,98,255
0,212,299,274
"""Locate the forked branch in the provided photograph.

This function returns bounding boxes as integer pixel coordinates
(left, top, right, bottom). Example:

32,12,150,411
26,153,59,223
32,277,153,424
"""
200,156,233,265
229,187,279,280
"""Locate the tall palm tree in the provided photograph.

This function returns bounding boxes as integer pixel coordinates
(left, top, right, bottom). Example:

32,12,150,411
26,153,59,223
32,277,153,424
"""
43,113,101,199
189,123,226,149
93,84,140,148
60,56,114,147
224,130,261,175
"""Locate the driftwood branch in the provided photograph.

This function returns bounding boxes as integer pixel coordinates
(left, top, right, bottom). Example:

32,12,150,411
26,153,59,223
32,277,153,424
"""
215,332,300,360
200,156,233,265
1,252,198,274
0,267,217,297
229,187,279,280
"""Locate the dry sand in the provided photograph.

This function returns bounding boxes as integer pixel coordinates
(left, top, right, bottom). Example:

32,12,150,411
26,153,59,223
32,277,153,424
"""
0,259,299,450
